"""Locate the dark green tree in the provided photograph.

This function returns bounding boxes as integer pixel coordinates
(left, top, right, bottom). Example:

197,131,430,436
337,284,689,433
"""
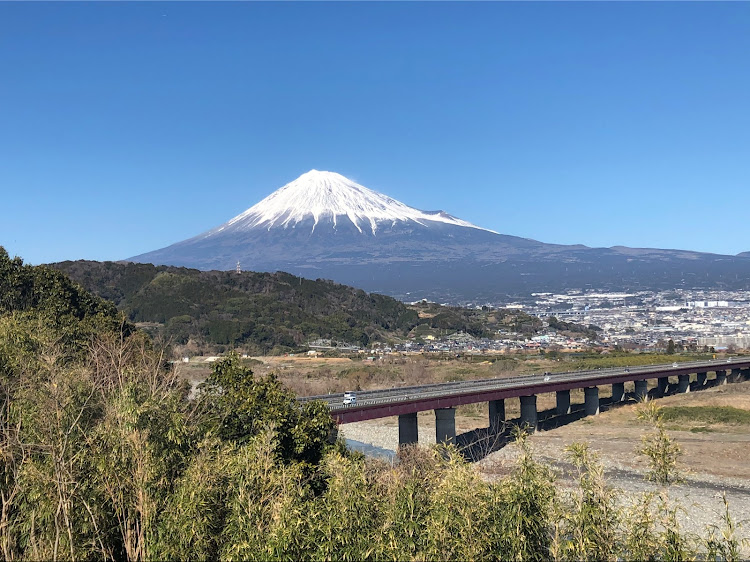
197,353,335,465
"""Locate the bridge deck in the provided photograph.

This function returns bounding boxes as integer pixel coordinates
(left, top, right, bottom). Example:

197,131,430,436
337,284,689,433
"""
298,358,750,423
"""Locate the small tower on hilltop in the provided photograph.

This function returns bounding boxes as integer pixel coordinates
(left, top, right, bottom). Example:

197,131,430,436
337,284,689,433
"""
236,261,241,274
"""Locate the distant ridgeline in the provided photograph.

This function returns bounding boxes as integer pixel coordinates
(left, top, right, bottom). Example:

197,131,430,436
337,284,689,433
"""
50,260,510,354
0,247,131,352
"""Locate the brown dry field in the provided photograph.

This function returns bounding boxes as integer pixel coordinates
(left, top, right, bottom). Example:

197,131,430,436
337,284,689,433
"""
177,352,732,397
250,354,549,396
176,353,535,394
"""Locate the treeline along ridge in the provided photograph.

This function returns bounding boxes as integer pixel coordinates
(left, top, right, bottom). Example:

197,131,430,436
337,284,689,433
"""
51,259,537,353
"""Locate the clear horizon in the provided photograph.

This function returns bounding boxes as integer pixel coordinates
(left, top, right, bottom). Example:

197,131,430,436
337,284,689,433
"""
2,2,748,265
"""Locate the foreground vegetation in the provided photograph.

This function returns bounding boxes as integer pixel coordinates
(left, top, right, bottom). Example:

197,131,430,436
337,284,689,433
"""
1,249,747,560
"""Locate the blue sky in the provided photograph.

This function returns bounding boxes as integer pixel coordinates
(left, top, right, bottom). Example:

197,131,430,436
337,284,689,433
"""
1,2,749,264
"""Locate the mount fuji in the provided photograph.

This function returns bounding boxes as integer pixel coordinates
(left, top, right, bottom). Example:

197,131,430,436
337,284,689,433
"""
128,170,750,301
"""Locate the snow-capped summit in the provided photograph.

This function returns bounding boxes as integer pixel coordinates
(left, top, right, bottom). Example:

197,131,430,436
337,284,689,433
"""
209,170,495,236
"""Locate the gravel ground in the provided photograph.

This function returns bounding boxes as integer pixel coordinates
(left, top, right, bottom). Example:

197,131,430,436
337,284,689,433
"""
340,420,421,450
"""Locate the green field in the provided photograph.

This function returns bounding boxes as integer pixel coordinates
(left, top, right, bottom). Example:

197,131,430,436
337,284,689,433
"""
660,405,750,426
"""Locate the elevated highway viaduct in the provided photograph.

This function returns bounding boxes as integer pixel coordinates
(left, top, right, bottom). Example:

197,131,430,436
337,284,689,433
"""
299,358,750,447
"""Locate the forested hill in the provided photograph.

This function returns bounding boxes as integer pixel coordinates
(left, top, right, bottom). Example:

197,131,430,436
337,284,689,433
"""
0,248,131,351
51,259,425,353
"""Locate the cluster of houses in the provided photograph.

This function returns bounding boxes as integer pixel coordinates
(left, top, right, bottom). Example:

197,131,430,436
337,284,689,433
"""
390,330,596,355
296,289,750,358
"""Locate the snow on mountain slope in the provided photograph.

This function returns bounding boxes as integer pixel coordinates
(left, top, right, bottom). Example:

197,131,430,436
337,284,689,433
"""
206,170,496,236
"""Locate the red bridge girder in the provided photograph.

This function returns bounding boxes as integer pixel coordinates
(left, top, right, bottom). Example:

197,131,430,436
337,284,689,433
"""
332,361,750,424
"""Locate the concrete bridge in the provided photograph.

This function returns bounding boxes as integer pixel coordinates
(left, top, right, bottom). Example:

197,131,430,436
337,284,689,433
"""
299,358,750,447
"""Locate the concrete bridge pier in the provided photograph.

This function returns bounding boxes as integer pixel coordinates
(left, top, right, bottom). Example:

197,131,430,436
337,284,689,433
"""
556,390,571,415
489,399,505,430
435,408,456,445
519,395,538,432
696,372,707,386
584,387,599,416
398,412,419,446
635,380,649,401
611,382,625,403
677,374,691,393
657,377,669,396
716,370,728,385
730,368,743,383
